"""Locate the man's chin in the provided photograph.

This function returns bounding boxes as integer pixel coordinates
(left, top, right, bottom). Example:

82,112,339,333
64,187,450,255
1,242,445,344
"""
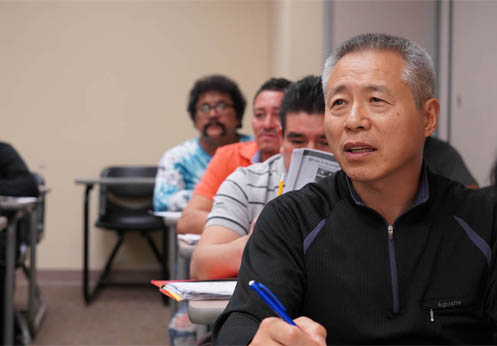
257,138,280,149
343,167,376,183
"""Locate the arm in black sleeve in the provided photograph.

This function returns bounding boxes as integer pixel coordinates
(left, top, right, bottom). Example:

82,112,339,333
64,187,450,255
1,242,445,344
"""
0,142,39,197
213,195,307,345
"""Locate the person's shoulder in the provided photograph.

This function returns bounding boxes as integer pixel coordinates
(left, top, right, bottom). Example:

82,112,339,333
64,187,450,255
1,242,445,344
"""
238,133,253,142
296,170,344,203
430,170,482,200
222,154,280,189
214,140,256,156
425,136,459,157
242,153,281,173
160,138,200,159
0,141,14,151
0,142,20,162
270,171,345,220
227,154,281,180
429,170,495,229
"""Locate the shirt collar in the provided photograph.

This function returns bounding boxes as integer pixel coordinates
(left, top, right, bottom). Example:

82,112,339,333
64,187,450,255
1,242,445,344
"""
345,164,430,208
251,150,262,164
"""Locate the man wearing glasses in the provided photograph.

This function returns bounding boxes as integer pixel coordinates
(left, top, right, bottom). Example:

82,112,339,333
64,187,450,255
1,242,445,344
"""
153,75,251,211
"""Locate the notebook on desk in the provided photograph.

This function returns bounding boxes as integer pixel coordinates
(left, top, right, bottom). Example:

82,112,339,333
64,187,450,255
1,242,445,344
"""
152,279,237,301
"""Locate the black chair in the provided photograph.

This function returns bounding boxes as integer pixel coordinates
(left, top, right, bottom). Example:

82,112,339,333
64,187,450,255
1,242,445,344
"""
86,166,166,302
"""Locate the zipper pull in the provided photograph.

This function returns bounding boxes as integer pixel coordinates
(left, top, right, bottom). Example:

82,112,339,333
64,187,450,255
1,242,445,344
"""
429,309,435,322
388,225,394,240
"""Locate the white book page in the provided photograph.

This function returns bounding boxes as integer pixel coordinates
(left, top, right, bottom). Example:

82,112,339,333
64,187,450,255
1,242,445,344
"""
162,280,237,300
284,149,340,193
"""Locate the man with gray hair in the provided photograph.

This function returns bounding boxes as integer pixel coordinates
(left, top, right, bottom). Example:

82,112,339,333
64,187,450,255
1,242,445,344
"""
214,33,497,345
324,34,477,187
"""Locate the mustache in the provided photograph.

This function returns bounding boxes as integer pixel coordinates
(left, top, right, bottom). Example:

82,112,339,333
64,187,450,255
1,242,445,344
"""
203,121,227,137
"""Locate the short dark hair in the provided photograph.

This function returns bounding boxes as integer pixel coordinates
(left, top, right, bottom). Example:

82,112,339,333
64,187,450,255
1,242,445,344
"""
279,75,325,135
187,75,246,128
253,77,292,104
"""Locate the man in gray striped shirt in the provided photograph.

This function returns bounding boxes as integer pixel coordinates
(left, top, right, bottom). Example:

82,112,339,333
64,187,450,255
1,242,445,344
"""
190,76,332,280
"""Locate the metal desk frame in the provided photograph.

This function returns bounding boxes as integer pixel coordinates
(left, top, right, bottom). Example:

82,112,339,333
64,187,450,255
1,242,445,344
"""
1,196,39,346
154,211,182,309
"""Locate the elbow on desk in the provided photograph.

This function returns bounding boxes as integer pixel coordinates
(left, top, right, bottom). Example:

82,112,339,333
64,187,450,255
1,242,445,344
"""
176,214,187,234
176,213,195,234
189,247,222,280
190,246,241,281
190,251,207,280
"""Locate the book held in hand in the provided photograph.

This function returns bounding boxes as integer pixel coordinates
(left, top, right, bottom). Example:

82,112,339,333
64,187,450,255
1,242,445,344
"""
283,148,340,193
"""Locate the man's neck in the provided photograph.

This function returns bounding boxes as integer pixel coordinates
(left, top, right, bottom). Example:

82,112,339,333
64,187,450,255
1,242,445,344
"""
199,133,239,156
351,163,423,226
260,150,278,162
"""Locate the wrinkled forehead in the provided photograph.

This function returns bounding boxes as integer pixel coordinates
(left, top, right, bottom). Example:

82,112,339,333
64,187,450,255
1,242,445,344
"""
326,50,406,94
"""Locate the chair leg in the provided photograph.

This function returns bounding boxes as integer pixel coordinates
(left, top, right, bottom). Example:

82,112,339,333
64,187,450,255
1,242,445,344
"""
141,232,162,264
93,233,125,291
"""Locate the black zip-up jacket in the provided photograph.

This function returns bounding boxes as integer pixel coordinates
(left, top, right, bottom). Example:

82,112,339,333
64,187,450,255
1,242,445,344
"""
214,168,497,345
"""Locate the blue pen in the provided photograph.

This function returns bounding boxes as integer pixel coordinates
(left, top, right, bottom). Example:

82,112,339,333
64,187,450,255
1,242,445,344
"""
249,280,297,326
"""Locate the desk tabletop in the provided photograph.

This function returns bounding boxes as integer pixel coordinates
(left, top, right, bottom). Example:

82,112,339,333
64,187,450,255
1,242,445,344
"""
187,299,229,325
153,211,182,226
0,196,37,210
75,177,156,186
39,185,51,194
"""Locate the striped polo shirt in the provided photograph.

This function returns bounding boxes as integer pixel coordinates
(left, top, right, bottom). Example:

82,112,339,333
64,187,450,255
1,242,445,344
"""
205,154,285,236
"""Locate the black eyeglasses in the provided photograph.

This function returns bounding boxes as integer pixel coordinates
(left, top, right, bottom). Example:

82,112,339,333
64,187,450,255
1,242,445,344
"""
197,102,234,115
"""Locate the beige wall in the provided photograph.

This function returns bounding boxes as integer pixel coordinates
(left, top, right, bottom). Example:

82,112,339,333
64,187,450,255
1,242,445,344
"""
330,0,437,58
271,0,323,80
0,1,324,270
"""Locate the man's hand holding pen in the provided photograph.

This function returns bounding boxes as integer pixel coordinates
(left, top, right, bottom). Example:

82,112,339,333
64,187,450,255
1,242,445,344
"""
249,281,327,345
249,316,327,346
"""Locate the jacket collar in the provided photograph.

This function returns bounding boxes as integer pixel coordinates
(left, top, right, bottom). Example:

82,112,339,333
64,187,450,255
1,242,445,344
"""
344,163,430,209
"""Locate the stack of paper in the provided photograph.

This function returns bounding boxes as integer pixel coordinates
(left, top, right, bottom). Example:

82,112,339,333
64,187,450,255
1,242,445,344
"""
177,233,201,245
152,280,237,301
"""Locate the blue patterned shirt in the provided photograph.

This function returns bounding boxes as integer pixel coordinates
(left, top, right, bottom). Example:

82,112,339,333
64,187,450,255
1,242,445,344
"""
153,135,252,211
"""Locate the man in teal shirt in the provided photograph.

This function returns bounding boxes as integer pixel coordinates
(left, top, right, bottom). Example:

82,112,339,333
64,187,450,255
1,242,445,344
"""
153,75,251,211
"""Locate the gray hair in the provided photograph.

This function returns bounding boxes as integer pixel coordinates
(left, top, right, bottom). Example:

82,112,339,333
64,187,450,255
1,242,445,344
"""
322,33,435,110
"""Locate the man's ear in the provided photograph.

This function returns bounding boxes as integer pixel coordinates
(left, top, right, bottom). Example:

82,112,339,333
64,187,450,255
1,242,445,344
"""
423,98,439,138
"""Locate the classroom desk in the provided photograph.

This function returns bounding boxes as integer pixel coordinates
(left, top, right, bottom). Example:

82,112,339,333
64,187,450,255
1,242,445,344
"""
74,177,163,304
0,196,37,346
187,299,229,325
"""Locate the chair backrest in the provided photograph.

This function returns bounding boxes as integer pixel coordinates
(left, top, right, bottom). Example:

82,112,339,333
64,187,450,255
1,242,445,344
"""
98,166,157,218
